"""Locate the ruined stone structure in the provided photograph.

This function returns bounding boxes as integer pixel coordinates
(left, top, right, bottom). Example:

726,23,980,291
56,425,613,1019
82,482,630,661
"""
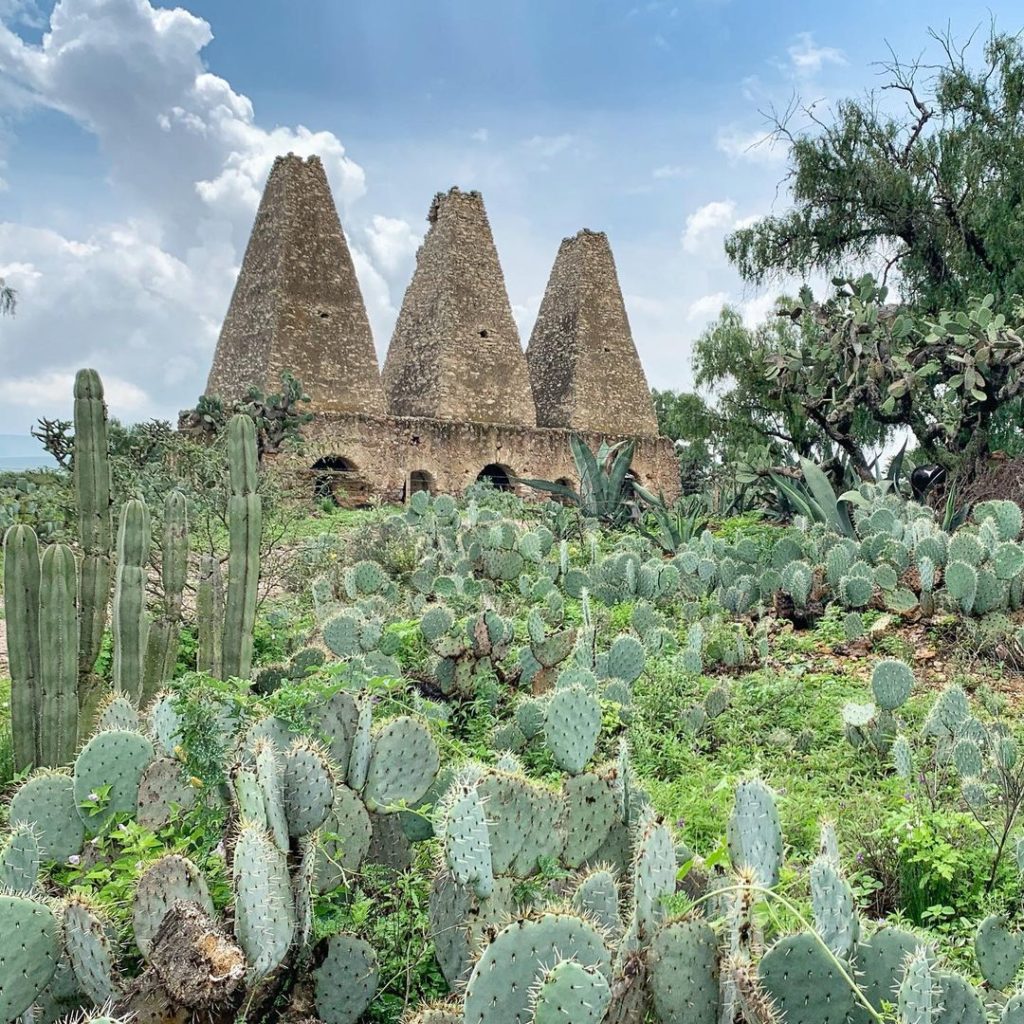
205,153,679,504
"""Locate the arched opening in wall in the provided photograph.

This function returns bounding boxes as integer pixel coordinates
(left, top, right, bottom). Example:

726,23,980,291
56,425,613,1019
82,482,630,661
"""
477,463,514,492
408,469,435,497
311,455,369,507
550,476,577,505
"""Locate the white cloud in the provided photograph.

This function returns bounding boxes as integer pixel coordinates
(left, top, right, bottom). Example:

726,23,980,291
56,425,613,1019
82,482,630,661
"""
364,215,421,278
0,370,148,412
681,199,736,254
471,127,489,143
687,291,729,322
0,1,365,250
0,0,43,28
740,292,780,327
716,126,785,165
652,164,687,179
0,0,414,430
786,32,846,78
524,133,576,159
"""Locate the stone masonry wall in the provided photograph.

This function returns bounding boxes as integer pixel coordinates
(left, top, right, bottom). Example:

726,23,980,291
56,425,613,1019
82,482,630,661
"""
207,154,386,416
381,188,538,427
278,411,681,505
527,229,659,436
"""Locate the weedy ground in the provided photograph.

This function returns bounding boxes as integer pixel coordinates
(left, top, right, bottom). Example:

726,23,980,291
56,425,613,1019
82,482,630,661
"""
2,505,1022,1016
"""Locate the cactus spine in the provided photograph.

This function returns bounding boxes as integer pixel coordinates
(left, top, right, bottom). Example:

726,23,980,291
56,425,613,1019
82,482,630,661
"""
112,499,151,703
142,490,189,702
222,414,261,680
38,544,79,765
4,524,41,770
73,369,112,683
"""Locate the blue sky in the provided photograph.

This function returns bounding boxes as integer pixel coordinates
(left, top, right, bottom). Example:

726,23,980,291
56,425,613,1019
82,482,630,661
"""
0,0,1021,434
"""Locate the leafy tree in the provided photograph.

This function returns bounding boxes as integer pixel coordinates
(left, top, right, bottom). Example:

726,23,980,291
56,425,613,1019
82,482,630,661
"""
726,29,1024,314
668,306,888,479
765,277,1024,480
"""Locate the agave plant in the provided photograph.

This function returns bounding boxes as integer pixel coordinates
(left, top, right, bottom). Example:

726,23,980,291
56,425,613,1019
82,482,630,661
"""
633,490,707,553
519,436,643,525
766,458,858,536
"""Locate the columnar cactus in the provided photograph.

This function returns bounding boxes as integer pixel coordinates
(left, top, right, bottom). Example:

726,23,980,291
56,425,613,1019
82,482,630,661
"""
222,414,261,680
37,542,80,766
196,553,224,677
142,489,189,702
112,499,151,704
4,523,41,770
73,368,113,684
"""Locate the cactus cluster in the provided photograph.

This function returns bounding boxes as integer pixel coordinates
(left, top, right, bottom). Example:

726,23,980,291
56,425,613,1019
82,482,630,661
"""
3,373,266,772
2,669,442,1022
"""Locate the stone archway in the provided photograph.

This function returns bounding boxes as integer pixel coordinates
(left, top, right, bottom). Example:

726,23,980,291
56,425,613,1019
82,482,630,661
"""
477,463,514,492
311,455,369,506
408,469,435,497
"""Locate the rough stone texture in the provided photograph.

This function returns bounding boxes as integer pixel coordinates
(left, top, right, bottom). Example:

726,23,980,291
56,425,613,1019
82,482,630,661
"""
205,157,678,501
206,154,386,416
527,229,659,436
279,412,680,505
382,187,537,426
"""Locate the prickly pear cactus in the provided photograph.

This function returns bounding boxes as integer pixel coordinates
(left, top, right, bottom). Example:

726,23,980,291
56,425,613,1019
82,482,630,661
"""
810,856,860,961
632,812,677,938
531,959,611,1024
347,698,373,793
428,870,517,986
283,740,335,836
871,658,914,711
254,738,290,852
95,694,140,733
232,823,295,979
440,782,493,899
976,914,1024,991
9,770,84,862
316,785,373,892
136,756,197,831
313,932,379,1024
0,894,60,1020
463,912,611,1024
0,823,40,893
544,684,601,775
571,867,622,936
73,729,154,829
63,896,119,1004
847,925,923,1024
475,770,564,876
605,634,646,683
363,717,440,810
727,778,782,889
759,931,856,1024
560,771,618,867
1003,992,1024,1024
648,917,720,1024
898,947,940,1024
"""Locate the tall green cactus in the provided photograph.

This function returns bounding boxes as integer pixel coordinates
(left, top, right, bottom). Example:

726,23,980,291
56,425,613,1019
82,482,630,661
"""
37,543,79,766
221,414,261,681
112,499,151,704
4,524,41,771
73,369,112,682
3,529,79,769
196,553,224,677
142,490,189,703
